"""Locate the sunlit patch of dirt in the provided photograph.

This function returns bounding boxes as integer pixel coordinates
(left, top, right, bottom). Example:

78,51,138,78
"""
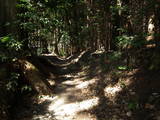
75,78,97,89
47,96,99,119
104,85,122,101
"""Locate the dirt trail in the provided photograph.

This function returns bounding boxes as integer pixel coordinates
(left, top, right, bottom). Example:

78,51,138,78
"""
12,54,99,120
12,52,160,120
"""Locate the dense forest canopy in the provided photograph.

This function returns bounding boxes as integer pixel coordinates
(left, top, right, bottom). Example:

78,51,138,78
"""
1,0,160,58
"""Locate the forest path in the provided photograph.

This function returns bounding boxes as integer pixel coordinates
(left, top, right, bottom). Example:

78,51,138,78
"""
13,53,99,120
12,52,160,120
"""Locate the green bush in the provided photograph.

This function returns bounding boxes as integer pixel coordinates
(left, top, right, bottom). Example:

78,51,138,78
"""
0,35,22,62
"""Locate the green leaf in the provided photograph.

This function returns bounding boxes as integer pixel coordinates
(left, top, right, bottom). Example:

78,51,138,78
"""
0,36,10,43
128,101,138,110
118,66,127,70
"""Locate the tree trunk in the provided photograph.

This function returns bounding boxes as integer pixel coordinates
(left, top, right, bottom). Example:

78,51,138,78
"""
0,0,16,36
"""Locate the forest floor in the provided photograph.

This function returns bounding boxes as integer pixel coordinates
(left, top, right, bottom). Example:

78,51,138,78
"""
11,51,160,120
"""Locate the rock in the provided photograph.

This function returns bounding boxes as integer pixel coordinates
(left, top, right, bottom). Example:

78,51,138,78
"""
152,93,159,96
112,115,118,120
145,103,154,109
126,111,132,117
130,92,136,95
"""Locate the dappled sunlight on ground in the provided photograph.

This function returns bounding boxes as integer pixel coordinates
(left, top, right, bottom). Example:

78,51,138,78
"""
75,79,97,89
14,54,147,120
104,85,122,101
37,94,99,120
62,75,97,89
48,97,99,116
48,76,98,119
31,69,100,120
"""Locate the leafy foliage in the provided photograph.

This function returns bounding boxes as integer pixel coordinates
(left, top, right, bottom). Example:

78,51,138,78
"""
128,101,138,110
0,35,22,62
6,73,20,92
